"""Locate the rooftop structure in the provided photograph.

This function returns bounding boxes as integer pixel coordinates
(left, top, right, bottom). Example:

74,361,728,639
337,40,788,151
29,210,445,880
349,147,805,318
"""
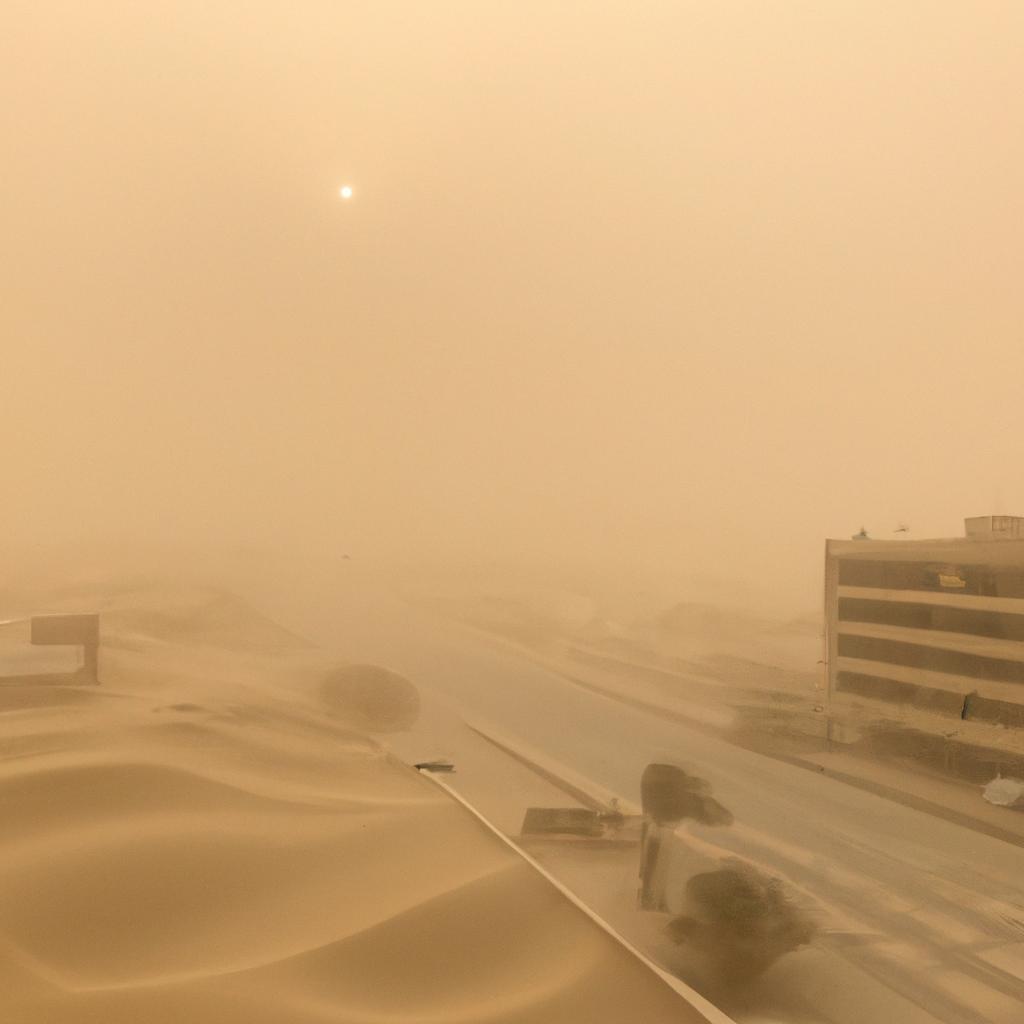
965,515,1024,540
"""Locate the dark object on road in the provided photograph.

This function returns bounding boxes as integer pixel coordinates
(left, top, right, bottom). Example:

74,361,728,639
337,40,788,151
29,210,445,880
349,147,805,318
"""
639,762,734,911
523,807,603,837
668,860,815,981
319,664,420,732
520,806,628,838
640,763,733,827
414,760,455,773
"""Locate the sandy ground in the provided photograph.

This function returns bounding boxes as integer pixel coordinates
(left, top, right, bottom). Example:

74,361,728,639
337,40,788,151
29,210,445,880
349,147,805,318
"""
0,582,718,1024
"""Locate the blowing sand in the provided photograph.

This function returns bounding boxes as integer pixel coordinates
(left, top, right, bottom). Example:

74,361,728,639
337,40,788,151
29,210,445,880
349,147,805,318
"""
0,583,714,1023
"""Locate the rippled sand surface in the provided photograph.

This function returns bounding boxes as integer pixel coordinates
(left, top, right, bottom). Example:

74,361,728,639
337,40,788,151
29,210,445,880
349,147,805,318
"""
1,584,708,1023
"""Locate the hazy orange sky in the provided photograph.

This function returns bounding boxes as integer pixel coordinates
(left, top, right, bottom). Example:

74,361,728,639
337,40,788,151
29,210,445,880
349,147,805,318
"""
4,2,1024,606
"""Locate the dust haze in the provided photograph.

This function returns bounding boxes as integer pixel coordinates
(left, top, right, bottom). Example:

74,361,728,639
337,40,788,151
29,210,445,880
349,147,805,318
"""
6,2,1024,609
6,8,1024,1024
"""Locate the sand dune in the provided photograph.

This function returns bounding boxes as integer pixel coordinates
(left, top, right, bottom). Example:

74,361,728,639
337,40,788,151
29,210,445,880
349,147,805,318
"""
1,584,712,1023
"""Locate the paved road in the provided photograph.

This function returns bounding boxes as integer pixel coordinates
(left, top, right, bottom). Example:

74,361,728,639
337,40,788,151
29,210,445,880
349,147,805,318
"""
249,576,1024,1024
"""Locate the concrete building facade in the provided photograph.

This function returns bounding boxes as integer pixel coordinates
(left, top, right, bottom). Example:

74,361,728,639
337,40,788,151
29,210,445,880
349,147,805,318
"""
824,519,1024,732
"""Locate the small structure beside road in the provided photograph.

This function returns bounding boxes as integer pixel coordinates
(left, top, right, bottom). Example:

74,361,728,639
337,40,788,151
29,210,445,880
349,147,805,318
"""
1,613,100,685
